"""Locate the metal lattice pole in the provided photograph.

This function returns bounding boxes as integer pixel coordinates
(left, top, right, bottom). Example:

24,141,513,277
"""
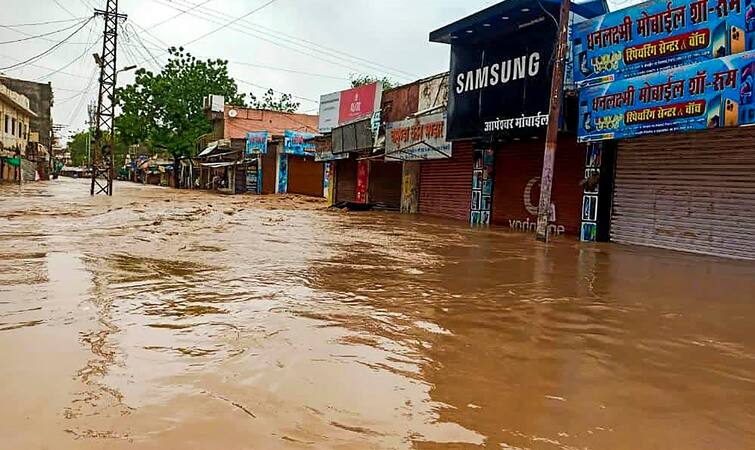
90,0,126,196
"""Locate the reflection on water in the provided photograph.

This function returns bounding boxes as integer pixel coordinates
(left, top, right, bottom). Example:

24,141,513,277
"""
1,178,754,449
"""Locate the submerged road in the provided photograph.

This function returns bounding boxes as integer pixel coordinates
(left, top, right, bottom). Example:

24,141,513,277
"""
1,178,754,449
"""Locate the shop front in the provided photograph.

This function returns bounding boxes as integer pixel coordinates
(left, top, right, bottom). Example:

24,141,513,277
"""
429,0,605,228
574,0,755,259
278,130,324,197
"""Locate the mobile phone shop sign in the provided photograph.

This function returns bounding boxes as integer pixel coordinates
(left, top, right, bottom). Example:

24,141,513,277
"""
572,0,754,87
578,50,755,142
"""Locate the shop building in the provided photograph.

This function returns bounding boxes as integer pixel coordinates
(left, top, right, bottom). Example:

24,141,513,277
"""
427,0,607,230
201,97,322,196
0,81,38,182
573,0,755,259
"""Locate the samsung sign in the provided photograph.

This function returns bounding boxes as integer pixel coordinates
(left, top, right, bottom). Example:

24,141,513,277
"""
455,52,542,94
447,17,556,140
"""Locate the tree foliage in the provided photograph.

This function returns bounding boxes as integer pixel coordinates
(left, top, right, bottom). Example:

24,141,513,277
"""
115,47,246,160
67,130,128,167
350,74,399,90
249,88,300,113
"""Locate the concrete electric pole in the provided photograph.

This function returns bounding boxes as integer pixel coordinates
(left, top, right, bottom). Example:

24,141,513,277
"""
535,0,571,242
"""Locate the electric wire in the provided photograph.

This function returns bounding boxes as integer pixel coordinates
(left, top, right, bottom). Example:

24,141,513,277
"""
181,0,279,47
0,17,90,45
0,17,87,28
0,17,94,71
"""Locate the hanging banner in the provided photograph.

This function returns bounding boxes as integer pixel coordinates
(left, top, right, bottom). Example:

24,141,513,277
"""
578,50,755,142
277,154,288,193
573,0,755,88
245,131,269,155
385,113,453,161
314,136,348,162
282,130,316,156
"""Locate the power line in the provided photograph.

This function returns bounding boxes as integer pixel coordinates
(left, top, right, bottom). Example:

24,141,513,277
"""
157,0,417,80
0,18,90,45
182,0,279,47
0,17,87,27
53,0,79,18
150,0,414,81
0,17,94,71
151,0,215,28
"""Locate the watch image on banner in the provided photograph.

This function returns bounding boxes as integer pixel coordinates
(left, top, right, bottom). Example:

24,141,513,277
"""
245,131,269,155
573,0,755,87
578,50,755,142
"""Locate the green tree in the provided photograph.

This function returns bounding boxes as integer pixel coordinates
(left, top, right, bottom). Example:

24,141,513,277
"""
249,88,300,113
350,74,399,90
115,47,246,185
67,130,90,167
67,130,129,168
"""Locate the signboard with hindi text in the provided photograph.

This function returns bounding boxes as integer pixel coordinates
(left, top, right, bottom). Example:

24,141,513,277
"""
282,130,316,156
385,113,452,161
577,50,755,142
573,0,755,88
245,131,269,155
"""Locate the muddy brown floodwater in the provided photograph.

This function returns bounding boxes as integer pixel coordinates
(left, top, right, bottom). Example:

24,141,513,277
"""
1,178,754,450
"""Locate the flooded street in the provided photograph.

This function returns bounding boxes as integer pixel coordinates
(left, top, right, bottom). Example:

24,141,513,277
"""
1,178,754,449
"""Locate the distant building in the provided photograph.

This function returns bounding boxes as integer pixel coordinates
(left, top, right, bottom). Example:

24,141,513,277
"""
0,77,53,152
0,80,36,152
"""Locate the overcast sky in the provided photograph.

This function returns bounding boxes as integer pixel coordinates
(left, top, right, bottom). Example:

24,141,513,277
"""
0,0,640,141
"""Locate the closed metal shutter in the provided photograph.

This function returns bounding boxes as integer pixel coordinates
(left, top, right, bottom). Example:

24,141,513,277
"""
419,142,474,221
368,160,402,210
492,136,584,234
288,154,324,197
261,146,277,194
335,158,357,203
612,127,755,260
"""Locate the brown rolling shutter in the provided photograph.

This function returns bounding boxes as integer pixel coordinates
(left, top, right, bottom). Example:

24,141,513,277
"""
368,160,402,210
288,154,324,197
335,158,357,203
419,141,474,221
612,127,755,260
492,135,583,234
261,146,277,194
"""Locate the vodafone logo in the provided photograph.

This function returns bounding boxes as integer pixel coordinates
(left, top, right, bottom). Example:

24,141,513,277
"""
523,176,540,216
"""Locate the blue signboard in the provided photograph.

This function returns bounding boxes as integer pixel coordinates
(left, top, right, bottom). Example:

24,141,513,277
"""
246,131,269,155
282,130,317,156
573,0,755,87
578,50,755,142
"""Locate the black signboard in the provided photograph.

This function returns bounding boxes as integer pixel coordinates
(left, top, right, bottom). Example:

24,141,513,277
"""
447,17,557,141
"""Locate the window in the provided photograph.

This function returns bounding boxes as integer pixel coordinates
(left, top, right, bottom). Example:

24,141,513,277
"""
3,115,8,134
11,118,16,137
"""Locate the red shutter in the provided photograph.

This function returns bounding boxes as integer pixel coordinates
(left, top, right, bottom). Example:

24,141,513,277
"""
368,160,403,210
335,158,357,203
491,135,583,235
419,142,474,221
288,154,324,197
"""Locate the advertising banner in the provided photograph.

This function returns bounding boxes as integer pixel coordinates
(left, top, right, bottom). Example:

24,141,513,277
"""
385,113,453,161
282,130,316,156
578,50,755,142
338,82,382,126
245,131,268,155
318,92,340,133
447,17,557,140
573,0,755,87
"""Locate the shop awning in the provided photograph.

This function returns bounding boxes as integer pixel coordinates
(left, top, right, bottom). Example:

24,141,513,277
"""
429,0,608,44
200,161,236,168
198,141,218,157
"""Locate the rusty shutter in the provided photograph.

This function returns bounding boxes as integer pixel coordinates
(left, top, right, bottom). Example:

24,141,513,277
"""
288,154,324,197
419,141,474,221
492,136,584,235
261,146,277,194
612,127,755,260
335,158,357,203
368,160,402,210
